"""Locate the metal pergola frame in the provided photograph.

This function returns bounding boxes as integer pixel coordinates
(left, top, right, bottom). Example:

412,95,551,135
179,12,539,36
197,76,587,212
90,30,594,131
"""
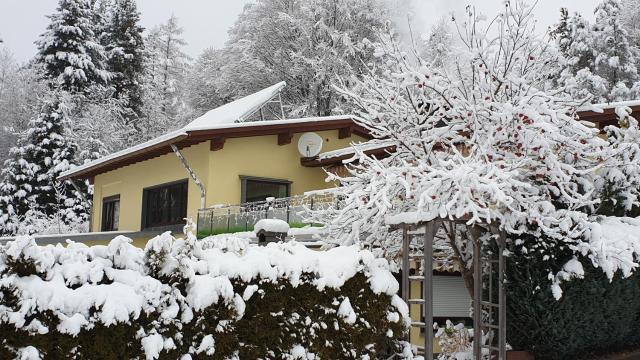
399,219,507,360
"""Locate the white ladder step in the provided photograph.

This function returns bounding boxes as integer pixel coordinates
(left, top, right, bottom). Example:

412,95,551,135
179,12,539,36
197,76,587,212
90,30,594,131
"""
407,298,425,304
408,275,425,281
411,321,427,327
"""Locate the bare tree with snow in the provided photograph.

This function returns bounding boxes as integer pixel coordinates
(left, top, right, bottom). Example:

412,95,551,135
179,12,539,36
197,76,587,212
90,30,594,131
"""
312,1,640,297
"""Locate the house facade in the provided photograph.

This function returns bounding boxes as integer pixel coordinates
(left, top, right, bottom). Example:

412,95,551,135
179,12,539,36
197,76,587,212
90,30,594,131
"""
59,83,371,239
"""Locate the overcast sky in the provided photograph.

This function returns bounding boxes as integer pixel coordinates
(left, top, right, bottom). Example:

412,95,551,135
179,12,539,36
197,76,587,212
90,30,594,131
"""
0,0,600,63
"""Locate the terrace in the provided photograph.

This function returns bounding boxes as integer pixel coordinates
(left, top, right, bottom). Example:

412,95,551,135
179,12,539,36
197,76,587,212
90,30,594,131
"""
196,192,341,238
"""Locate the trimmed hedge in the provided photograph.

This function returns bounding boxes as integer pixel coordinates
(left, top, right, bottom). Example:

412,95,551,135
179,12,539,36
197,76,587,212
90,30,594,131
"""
506,244,640,360
0,234,410,359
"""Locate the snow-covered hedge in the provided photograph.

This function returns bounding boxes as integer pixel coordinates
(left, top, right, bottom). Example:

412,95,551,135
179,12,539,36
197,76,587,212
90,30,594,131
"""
507,227,640,360
0,234,411,359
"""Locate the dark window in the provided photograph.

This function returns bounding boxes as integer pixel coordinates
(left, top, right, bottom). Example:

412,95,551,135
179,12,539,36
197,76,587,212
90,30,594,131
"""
101,195,120,231
240,176,291,203
142,180,188,230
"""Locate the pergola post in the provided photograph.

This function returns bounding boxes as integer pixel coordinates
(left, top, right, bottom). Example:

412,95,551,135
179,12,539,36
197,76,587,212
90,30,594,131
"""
423,220,438,360
471,228,482,359
399,219,506,359
401,225,410,343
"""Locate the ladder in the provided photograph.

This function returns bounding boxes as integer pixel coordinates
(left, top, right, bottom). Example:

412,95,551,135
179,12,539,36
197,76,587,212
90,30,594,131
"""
401,222,438,360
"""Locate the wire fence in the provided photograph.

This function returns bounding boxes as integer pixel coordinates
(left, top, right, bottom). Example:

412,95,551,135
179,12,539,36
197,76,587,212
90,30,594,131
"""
196,193,340,237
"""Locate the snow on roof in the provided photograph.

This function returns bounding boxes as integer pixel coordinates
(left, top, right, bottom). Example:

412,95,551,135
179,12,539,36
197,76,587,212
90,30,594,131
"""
190,114,361,131
317,140,397,161
184,81,286,132
59,82,286,180
578,99,640,113
59,115,360,180
58,128,188,179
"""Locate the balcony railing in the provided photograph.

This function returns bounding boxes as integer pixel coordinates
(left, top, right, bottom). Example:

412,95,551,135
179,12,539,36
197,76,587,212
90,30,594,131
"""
196,193,340,237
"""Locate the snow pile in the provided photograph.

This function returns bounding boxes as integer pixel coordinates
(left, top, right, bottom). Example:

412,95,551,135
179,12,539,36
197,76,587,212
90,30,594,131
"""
0,232,410,359
254,219,290,233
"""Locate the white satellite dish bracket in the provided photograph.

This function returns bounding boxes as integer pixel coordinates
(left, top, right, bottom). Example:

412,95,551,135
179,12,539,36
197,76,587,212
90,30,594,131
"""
298,132,323,158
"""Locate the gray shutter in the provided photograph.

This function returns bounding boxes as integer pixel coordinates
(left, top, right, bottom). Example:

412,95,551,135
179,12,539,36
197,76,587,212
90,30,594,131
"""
433,275,472,318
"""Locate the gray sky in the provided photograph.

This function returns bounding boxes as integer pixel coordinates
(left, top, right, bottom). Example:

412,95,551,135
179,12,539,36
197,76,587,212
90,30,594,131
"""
0,0,252,63
0,0,599,63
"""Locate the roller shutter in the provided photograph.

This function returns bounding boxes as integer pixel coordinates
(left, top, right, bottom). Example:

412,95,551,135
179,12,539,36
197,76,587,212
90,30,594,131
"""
433,275,472,318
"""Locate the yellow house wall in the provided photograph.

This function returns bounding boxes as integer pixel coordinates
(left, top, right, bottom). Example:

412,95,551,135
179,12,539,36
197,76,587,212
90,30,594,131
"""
91,130,366,232
91,142,210,232
206,131,365,205
408,281,439,353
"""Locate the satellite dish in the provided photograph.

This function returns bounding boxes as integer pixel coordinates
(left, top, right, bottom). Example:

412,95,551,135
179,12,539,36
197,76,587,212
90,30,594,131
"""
298,132,323,157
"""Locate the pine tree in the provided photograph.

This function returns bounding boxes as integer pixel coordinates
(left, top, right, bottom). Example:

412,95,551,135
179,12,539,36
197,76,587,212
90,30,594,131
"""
104,0,145,122
551,8,572,55
36,0,109,93
592,0,639,100
554,10,609,102
0,99,85,235
92,0,113,49
142,15,190,134
186,47,227,116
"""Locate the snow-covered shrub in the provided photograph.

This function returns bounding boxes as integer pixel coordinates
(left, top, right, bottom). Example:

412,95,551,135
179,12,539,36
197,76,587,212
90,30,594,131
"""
309,0,640,301
0,233,410,359
434,321,472,360
506,233,640,360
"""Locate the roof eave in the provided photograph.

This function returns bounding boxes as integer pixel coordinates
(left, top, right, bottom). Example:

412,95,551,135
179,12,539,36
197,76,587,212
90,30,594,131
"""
58,133,190,182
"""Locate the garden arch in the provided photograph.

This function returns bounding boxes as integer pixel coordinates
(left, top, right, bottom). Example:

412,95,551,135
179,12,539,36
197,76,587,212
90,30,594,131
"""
397,218,507,360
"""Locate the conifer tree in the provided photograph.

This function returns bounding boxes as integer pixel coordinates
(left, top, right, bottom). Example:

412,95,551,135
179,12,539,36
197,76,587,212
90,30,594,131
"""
104,0,145,122
0,100,85,235
551,8,572,55
553,10,608,102
142,15,190,136
35,0,109,93
592,0,639,100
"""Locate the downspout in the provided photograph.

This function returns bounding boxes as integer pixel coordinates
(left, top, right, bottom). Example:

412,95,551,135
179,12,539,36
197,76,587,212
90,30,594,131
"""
170,144,206,209
68,179,92,233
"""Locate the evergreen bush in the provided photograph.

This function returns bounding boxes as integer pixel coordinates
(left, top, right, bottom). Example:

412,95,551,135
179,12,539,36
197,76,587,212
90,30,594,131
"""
0,234,410,359
506,245,640,360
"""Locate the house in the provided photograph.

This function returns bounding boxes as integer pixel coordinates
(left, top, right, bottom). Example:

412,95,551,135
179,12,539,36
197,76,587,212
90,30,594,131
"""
56,83,639,353
58,82,372,246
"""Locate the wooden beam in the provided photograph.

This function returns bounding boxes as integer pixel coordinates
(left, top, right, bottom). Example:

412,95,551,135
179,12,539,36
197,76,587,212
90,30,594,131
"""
277,131,293,145
300,145,397,167
338,126,352,139
210,138,226,151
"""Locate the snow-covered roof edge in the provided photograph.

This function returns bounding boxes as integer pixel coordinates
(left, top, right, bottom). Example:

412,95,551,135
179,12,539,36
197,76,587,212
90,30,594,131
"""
317,140,397,161
58,129,188,180
59,115,365,180
578,99,640,113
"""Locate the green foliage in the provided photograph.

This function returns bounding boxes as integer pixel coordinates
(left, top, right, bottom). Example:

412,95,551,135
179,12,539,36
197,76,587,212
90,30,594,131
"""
0,237,407,359
506,248,640,360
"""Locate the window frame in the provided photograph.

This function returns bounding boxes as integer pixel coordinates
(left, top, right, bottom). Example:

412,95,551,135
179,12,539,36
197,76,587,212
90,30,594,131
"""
239,175,292,203
101,194,120,232
141,179,189,231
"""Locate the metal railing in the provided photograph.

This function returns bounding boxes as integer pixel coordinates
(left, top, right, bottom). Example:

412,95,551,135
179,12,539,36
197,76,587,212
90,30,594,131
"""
196,193,340,237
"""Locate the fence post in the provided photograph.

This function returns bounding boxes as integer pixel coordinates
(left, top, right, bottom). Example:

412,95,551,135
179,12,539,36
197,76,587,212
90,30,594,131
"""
227,208,231,233
209,211,214,236
286,203,290,223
